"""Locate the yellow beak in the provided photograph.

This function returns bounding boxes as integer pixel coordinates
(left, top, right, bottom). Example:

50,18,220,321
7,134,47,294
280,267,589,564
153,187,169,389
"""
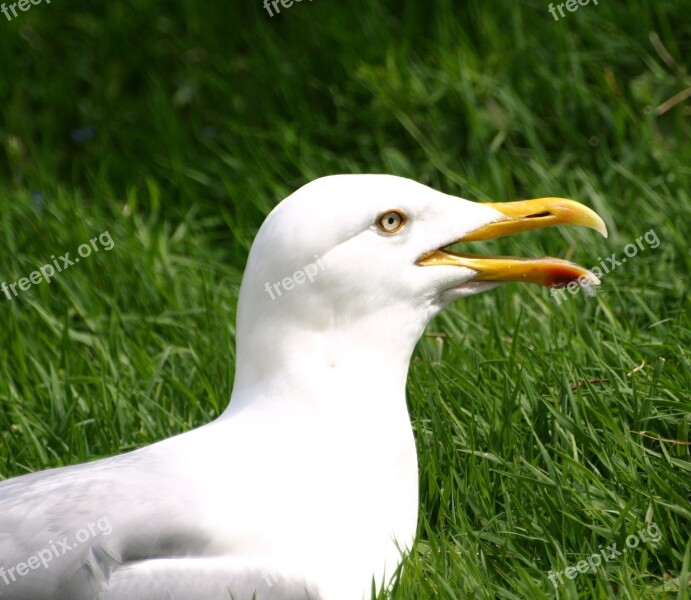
416,197,607,287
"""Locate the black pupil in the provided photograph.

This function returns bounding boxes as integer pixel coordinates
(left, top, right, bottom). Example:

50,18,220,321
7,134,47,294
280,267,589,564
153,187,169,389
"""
388,217,395,224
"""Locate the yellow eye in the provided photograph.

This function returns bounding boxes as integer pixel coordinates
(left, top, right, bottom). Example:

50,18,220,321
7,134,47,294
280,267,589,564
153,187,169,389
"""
376,210,407,233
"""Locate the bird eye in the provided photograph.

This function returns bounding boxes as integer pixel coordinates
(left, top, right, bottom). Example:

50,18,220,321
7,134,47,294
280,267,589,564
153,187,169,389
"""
376,210,407,233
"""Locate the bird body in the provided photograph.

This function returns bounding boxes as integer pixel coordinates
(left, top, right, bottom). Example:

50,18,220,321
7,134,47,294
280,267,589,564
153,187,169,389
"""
1,408,414,599
0,175,606,599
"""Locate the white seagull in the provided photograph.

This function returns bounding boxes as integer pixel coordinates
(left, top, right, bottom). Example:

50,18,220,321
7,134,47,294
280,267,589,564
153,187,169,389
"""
0,175,607,600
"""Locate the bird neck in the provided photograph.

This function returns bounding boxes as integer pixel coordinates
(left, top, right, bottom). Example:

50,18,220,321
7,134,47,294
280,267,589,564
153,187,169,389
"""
223,304,428,420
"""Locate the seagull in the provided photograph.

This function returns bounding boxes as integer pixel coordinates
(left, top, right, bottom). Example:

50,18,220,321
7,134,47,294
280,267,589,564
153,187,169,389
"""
0,175,607,600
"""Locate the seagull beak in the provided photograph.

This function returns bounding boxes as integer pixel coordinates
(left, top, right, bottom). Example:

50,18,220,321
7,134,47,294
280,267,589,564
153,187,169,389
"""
460,197,608,242
417,197,608,288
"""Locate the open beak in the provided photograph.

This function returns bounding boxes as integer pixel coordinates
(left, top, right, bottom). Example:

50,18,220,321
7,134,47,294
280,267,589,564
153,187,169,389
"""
416,197,608,288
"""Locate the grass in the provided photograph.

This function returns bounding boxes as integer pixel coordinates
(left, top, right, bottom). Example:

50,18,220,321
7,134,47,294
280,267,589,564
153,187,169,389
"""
0,0,689,598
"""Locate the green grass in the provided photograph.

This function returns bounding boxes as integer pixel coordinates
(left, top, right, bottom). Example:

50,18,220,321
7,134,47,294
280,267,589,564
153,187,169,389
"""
0,0,689,598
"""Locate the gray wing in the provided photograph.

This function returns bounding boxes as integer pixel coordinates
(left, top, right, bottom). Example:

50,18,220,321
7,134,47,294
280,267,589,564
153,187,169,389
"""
0,451,322,600
0,450,211,600
99,559,322,599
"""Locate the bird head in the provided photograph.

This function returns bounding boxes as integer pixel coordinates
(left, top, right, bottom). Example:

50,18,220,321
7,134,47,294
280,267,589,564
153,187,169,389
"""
233,175,607,391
